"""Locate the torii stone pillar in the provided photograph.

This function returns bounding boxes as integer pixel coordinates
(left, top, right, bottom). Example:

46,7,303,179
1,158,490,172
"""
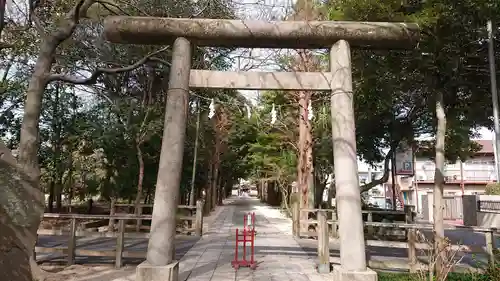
103,17,419,281
330,40,368,278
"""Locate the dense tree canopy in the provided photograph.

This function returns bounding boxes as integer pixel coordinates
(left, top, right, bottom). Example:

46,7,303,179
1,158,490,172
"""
0,0,498,215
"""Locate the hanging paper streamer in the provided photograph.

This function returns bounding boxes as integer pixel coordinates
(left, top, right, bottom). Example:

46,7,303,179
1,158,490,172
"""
307,100,314,121
270,103,277,124
245,104,251,119
208,98,215,119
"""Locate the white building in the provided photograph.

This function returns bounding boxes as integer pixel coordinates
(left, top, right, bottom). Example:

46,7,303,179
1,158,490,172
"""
325,140,496,214
356,161,389,208
389,140,496,214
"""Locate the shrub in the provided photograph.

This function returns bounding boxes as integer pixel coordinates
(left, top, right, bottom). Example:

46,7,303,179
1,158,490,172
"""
485,182,500,195
483,251,500,280
377,272,493,281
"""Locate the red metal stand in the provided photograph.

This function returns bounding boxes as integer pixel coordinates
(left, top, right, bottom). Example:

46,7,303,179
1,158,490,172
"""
232,212,257,270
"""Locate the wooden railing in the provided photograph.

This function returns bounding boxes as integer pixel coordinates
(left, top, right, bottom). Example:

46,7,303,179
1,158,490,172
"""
36,200,204,268
293,205,414,238
313,209,499,273
111,202,201,231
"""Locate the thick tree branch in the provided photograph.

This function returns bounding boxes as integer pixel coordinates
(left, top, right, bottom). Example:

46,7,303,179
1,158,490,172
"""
31,13,45,36
49,0,90,44
360,147,394,193
47,46,169,85
359,104,423,193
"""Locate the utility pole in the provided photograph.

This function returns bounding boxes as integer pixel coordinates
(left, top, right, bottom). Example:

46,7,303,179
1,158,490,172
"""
487,20,500,181
189,99,201,206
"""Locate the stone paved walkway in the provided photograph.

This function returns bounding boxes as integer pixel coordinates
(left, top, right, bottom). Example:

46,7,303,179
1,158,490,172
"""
178,196,333,281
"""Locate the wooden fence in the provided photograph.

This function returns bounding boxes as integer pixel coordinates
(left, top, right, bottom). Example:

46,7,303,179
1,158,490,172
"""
111,202,200,231
312,209,499,273
36,200,204,268
293,205,414,238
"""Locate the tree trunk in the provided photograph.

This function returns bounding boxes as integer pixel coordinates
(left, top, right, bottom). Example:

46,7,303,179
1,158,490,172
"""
66,154,74,213
108,197,116,231
218,177,225,205
327,185,334,208
0,0,6,37
306,116,314,209
433,91,446,279
257,181,261,199
0,142,45,281
51,82,63,212
196,185,202,202
144,188,151,204
15,39,61,281
189,100,201,206
87,199,94,214
48,181,55,212
13,0,94,277
212,165,219,209
297,90,314,227
224,179,231,199
11,0,94,276
314,171,327,208
211,151,220,211
204,161,213,213
55,178,63,212
66,94,77,213
134,142,145,232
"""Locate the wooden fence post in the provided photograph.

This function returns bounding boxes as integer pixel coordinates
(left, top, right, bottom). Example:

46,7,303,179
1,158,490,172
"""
485,230,496,266
195,200,204,236
292,200,300,238
317,210,330,273
405,205,415,223
367,212,374,237
115,219,125,268
408,228,417,273
330,209,338,238
67,218,77,265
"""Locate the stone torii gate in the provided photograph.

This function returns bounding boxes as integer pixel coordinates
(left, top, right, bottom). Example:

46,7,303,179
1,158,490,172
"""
103,17,419,281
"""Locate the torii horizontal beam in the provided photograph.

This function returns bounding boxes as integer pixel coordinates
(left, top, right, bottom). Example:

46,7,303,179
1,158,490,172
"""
103,17,419,49
189,70,332,91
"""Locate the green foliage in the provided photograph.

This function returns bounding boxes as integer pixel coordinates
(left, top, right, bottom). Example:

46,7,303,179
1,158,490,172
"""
484,251,500,279
240,0,500,198
0,0,244,207
378,271,493,281
323,0,499,167
3,0,500,211
485,183,500,195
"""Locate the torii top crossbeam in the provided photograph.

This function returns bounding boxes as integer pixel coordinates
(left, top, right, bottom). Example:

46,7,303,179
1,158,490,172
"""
103,16,419,49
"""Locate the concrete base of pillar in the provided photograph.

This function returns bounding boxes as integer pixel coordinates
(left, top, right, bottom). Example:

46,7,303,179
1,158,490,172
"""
317,263,331,273
136,260,179,281
333,265,378,281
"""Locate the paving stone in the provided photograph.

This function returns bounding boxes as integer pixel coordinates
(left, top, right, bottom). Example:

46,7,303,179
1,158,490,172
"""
174,197,337,281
